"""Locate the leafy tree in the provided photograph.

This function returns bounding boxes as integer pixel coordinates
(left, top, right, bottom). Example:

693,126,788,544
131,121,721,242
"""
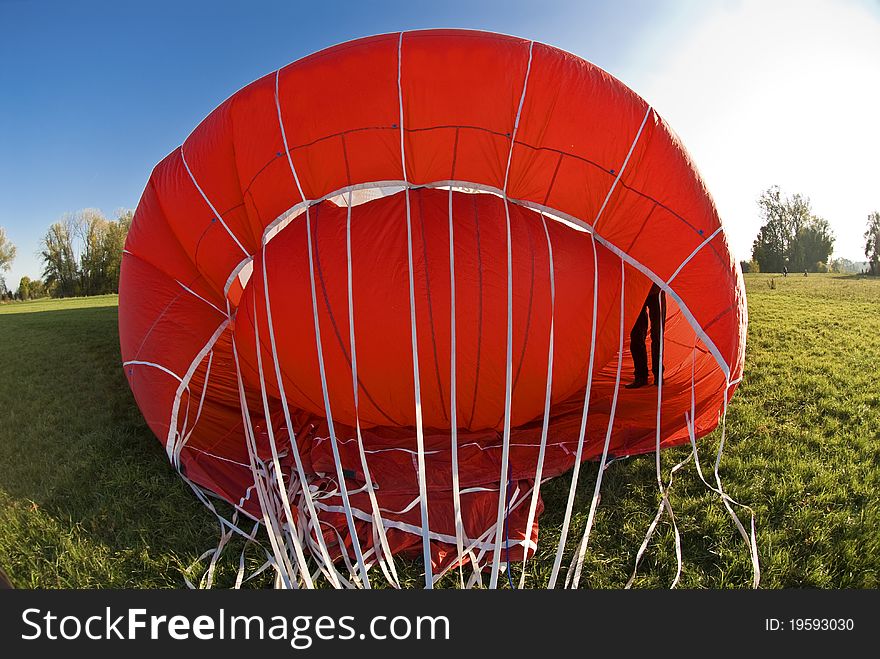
830,258,859,274
103,209,133,293
865,211,880,276
790,216,835,273
0,226,15,293
41,217,79,297
18,276,46,300
751,186,834,272
18,276,31,300
40,209,132,297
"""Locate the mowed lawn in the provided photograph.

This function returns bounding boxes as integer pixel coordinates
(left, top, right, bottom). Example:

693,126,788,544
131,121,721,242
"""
0,274,878,588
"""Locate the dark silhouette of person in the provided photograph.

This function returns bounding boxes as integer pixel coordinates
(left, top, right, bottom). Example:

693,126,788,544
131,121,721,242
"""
625,282,666,389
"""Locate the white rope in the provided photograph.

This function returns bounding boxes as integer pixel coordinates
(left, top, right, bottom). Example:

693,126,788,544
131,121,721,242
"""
166,320,230,464
344,190,401,588
174,279,228,317
172,351,213,469
447,185,467,589
313,499,535,554
123,360,182,383
432,480,537,586
518,213,556,588
592,106,652,230
666,226,722,285
625,289,686,589
686,343,760,588
547,233,600,588
397,31,434,588
654,286,685,588
250,296,315,587
624,450,691,588
179,145,249,257
303,206,372,588
567,256,627,588
272,68,353,588
490,38,534,590
230,339,296,588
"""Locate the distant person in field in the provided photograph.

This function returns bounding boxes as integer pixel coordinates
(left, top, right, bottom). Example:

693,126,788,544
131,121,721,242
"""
783,265,788,277
625,282,667,389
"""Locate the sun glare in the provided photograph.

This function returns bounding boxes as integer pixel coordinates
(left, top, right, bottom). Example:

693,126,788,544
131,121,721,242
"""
631,0,880,263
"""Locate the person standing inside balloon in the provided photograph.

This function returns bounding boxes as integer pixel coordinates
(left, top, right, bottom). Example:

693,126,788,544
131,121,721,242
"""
625,283,666,389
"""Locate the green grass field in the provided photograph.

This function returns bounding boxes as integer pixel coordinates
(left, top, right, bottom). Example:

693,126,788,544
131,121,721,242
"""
1,274,878,588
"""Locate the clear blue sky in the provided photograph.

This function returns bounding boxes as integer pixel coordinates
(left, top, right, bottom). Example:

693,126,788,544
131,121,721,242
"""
2,0,878,288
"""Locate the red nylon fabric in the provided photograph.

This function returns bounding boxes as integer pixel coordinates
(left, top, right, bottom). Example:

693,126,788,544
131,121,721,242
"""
119,30,745,574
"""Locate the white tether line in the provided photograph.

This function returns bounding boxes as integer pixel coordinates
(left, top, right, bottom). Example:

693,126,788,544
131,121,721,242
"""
345,190,402,588
625,287,685,589
174,279,228,317
251,296,315,588
547,233,599,589
447,185,467,588
592,106,652,230
274,67,370,588
170,336,221,465
179,145,249,257
303,201,372,588
315,493,537,555
230,339,296,589
152,318,302,589
124,360,183,383
518,213,556,588
489,38,534,591
567,255,627,588
666,226,723,285
397,31,434,588
703,373,761,588
165,320,230,464
545,105,658,588
685,343,759,586
172,351,213,469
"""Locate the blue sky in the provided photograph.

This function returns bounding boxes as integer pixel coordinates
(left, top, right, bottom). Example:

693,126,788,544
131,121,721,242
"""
2,0,878,288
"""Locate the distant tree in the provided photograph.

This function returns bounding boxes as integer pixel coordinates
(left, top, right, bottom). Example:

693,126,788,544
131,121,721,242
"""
751,186,834,272
739,259,760,273
791,216,835,272
0,226,15,293
18,276,31,300
104,209,133,293
77,209,111,295
865,211,880,276
40,208,132,297
41,217,79,297
18,276,46,300
830,258,860,274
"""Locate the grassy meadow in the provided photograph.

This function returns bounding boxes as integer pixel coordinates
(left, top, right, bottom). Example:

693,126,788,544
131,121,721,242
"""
0,274,878,588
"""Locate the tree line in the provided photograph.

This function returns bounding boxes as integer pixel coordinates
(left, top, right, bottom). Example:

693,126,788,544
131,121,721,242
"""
0,209,132,301
741,186,878,275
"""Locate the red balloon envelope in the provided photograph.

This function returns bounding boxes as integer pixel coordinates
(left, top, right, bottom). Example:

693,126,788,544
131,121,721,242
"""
119,30,746,586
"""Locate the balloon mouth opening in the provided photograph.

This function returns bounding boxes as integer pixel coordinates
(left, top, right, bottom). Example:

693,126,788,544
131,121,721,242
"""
225,182,722,452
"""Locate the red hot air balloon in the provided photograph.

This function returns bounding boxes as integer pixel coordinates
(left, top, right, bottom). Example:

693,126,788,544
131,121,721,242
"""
119,29,748,589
